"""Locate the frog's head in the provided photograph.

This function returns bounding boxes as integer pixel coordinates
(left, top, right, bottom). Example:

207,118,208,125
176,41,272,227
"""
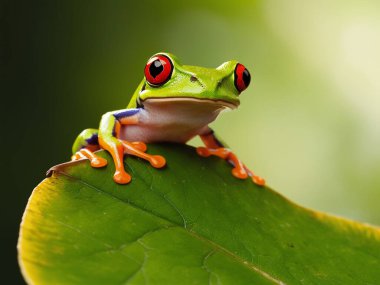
134,52,251,110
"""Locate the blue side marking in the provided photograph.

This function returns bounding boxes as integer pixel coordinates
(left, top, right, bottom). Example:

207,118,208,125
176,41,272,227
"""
113,109,140,120
85,133,99,145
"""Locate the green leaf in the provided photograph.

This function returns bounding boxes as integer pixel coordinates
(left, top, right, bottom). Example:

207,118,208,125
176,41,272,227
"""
18,144,380,284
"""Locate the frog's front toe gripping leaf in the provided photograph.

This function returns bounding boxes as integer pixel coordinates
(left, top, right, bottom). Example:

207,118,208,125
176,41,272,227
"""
72,141,166,184
71,148,108,168
196,147,265,186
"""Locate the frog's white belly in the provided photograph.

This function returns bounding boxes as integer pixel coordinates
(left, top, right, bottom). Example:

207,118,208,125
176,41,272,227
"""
119,98,227,143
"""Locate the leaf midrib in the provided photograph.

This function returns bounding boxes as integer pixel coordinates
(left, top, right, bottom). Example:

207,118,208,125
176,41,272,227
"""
52,168,285,285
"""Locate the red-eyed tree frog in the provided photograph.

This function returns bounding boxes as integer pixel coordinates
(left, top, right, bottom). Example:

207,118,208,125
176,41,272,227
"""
71,53,265,186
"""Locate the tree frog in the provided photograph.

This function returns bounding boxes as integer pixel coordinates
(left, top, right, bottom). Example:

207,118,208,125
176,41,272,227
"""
71,53,265,186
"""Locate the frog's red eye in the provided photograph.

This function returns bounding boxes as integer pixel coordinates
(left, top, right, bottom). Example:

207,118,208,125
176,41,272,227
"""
234,63,251,93
144,55,173,86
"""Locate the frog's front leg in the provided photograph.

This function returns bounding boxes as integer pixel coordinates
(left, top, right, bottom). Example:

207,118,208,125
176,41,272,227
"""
196,128,265,186
99,109,166,184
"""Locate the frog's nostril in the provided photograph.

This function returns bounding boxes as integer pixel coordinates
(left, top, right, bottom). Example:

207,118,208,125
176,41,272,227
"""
190,76,198,82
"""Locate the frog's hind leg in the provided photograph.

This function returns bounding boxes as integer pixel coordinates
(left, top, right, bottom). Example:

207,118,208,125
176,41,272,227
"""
197,128,265,186
71,129,107,168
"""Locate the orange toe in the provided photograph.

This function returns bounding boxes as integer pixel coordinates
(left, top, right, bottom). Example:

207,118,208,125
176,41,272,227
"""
252,176,265,186
71,154,80,161
149,155,166,168
90,157,108,168
113,170,131,184
131,142,147,152
232,167,249,179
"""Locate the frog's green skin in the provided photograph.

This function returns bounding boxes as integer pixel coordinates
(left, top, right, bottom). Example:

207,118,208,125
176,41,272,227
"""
72,52,265,186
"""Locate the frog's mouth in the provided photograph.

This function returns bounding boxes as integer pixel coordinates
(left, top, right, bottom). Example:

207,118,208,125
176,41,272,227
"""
141,97,238,110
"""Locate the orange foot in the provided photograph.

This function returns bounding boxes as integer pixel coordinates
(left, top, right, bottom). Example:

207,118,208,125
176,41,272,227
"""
72,141,166,185
196,147,265,186
72,148,108,168
109,140,166,185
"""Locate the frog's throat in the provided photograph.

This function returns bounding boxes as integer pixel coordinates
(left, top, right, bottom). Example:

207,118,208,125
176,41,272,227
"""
141,97,238,110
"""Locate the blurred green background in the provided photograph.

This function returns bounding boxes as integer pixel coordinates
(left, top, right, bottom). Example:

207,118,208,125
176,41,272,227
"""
2,0,380,283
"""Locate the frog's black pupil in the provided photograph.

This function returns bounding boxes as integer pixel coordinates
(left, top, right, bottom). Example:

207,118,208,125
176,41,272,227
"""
242,69,251,87
150,60,164,78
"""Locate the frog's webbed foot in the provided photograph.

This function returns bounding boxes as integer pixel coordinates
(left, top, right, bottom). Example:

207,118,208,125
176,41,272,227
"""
196,147,265,186
102,139,166,185
71,148,108,168
72,141,165,185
